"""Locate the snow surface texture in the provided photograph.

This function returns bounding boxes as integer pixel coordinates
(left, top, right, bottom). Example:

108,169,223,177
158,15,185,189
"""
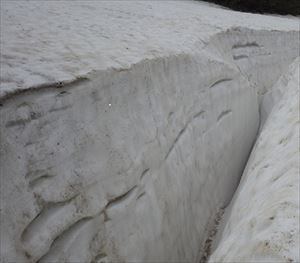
0,1,299,263
1,0,299,99
210,58,300,262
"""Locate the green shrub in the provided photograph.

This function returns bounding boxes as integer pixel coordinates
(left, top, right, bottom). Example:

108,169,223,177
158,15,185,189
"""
200,0,300,15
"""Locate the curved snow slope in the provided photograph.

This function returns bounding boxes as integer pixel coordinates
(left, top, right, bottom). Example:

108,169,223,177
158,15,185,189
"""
1,52,259,263
210,58,300,262
0,1,299,263
207,29,299,99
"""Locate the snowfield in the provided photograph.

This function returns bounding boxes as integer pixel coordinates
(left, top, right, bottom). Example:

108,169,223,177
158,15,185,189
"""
0,1,299,262
1,0,299,99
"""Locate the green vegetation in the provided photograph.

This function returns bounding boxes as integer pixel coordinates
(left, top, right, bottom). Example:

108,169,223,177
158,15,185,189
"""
201,0,300,15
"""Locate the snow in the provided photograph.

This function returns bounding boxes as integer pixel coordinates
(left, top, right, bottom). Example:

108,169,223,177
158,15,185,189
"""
0,1,299,99
0,48,260,263
210,58,300,262
0,1,299,262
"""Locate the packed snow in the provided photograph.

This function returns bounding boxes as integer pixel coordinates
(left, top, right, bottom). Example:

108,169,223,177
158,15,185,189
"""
210,58,300,262
0,1,299,262
1,1,299,98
